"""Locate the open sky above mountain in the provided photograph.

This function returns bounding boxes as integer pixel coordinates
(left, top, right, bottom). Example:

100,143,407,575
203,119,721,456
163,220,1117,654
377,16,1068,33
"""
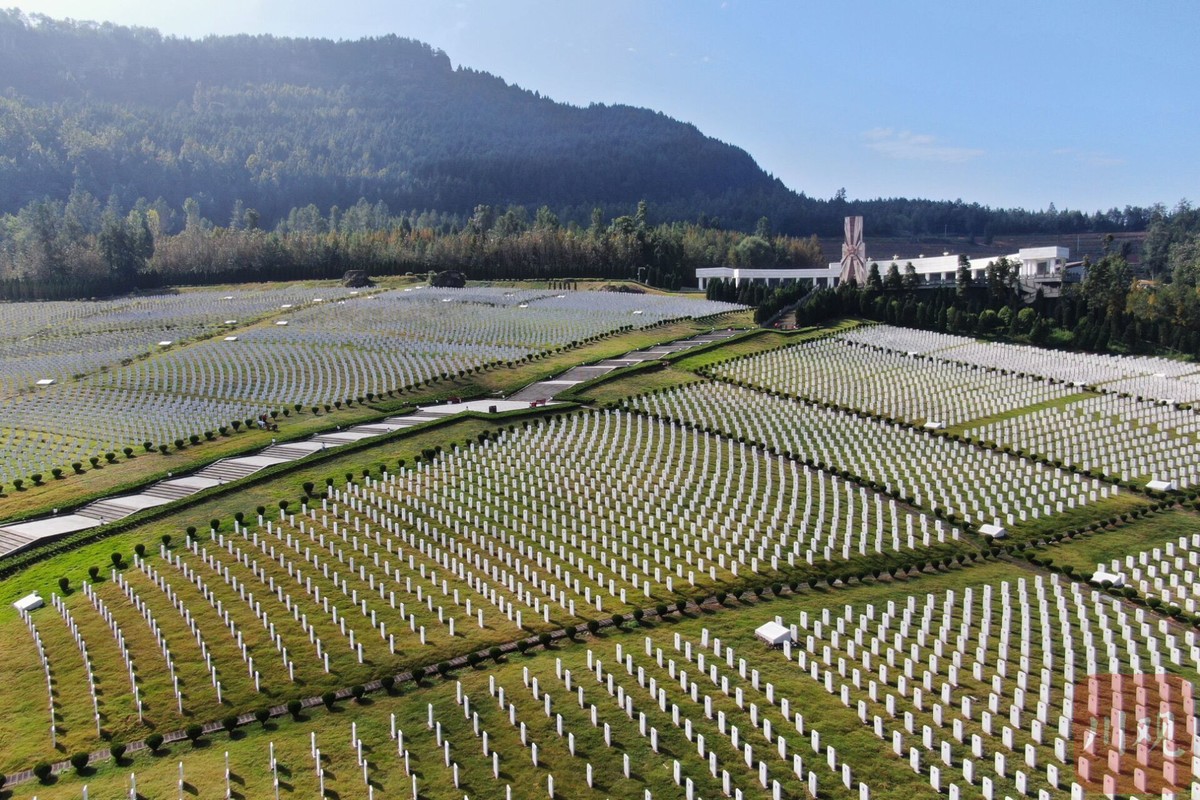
8,0,1198,213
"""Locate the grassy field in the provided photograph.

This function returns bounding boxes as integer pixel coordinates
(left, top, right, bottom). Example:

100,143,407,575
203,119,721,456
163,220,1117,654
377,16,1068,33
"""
0,399,966,776
5,309,1200,799
9,552,1197,799
1043,506,1200,575
0,560,1003,800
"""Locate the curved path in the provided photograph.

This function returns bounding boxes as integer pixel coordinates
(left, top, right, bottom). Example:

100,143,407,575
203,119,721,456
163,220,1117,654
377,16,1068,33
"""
0,328,739,559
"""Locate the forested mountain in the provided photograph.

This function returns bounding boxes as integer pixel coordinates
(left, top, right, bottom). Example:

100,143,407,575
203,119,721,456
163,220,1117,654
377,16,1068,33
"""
0,11,1158,238
0,11,794,231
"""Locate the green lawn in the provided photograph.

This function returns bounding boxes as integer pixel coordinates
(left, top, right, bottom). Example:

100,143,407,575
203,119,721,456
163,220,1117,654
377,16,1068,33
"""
1044,506,1200,575
12,552,1184,799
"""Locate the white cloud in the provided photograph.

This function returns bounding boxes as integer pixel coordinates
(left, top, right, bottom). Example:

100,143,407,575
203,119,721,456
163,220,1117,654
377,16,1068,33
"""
863,128,984,163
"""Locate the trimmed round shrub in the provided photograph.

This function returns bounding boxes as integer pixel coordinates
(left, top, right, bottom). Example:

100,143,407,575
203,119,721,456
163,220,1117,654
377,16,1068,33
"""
110,742,127,762
33,762,52,782
287,699,303,719
145,733,164,753
70,752,90,772
221,715,239,735
351,685,366,702
321,691,337,710
185,723,203,744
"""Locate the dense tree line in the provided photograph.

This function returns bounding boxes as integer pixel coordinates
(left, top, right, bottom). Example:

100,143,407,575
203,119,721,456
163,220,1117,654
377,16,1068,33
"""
0,11,1164,242
0,193,824,298
783,209,1200,360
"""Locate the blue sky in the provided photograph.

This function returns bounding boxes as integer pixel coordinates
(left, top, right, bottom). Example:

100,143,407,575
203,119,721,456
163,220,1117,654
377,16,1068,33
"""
10,0,1199,213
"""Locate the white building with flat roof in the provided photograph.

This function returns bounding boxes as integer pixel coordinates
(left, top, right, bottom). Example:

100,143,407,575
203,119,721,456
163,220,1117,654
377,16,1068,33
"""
697,245,1071,291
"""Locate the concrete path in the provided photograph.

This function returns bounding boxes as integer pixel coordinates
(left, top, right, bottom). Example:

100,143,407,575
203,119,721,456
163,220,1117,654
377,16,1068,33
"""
0,328,742,558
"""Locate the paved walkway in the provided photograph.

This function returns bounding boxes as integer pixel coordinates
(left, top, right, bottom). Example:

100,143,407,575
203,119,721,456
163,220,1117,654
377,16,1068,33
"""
0,329,740,559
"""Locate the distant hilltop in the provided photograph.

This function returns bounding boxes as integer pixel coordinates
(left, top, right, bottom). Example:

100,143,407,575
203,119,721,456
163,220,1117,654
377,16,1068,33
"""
0,11,1159,237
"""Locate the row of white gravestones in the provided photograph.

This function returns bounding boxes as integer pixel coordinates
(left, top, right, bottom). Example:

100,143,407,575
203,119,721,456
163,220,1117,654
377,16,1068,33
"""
630,380,1109,528
18,609,58,747
281,510,480,637
113,571,193,712
789,574,1200,797
480,411,941,561
334,473,623,616
208,522,384,664
189,525,362,671
346,723,377,799
168,538,320,674
318,482,593,627
81,581,142,719
713,336,1074,426
366,409,934,608
837,324,970,356
267,496,481,641
393,412,751,580
585,645,827,799
159,544,298,681
965,392,1200,486
133,554,260,692
1109,534,1200,614
922,331,1200,410
653,634,866,799
49,592,103,735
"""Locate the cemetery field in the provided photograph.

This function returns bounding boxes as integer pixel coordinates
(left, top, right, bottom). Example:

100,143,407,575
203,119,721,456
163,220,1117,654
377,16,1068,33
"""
0,404,968,777
1041,508,1200,577
0,412,544,607
567,363,705,407
9,315,1200,798
0,311,741,526
0,285,744,502
942,391,1099,438
569,325,850,408
665,331,802,372
8,556,1199,800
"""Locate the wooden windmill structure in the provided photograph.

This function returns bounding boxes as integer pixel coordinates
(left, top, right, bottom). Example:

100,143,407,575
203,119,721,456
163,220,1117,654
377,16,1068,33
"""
839,216,867,286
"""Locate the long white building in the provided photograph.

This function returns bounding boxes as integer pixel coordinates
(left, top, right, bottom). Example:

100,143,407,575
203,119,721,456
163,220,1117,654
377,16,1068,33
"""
697,245,1073,291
